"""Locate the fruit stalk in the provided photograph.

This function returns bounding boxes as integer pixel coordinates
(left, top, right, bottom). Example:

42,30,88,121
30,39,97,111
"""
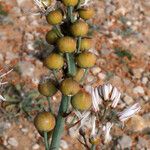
44,132,49,150
90,144,96,150
50,95,69,150
77,36,82,53
66,53,76,76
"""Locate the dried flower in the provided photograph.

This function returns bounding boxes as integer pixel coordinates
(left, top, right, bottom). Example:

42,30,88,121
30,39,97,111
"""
118,103,141,122
85,85,102,112
0,69,13,102
33,0,56,16
80,0,92,7
90,116,96,137
74,111,91,129
103,122,113,144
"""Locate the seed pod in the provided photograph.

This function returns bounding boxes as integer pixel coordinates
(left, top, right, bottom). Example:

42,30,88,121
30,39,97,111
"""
70,20,89,37
80,38,92,51
79,8,95,20
46,30,59,44
60,78,80,96
41,0,52,7
76,52,96,68
73,68,85,82
44,53,64,69
46,10,63,25
57,36,76,53
62,0,78,6
38,81,57,97
89,137,100,145
34,112,56,132
71,90,92,111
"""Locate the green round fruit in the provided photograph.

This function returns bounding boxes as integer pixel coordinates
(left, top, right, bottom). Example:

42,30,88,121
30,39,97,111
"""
62,0,78,6
60,78,80,96
76,52,96,68
44,53,64,69
46,30,59,44
80,38,92,51
57,36,76,53
71,90,92,111
70,20,89,37
79,7,95,20
46,10,63,25
38,81,57,97
34,112,56,132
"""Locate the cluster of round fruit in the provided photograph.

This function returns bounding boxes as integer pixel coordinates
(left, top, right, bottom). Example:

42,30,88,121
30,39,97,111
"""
34,0,95,134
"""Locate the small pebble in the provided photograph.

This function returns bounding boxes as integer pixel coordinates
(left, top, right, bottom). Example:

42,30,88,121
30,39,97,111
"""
32,143,40,150
21,128,28,133
118,134,132,149
91,67,101,75
133,86,144,94
8,137,18,147
123,94,134,105
141,77,148,84
60,140,68,149
98,73,106,80
132,68,144,79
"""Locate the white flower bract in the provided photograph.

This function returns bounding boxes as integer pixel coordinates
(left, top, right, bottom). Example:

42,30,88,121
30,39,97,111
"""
103,122,113,144
118,103,141,122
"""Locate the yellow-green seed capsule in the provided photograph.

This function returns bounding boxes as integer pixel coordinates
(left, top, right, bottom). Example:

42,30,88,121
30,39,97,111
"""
44,53,64,69
73,68,85,82
34,112,56,132
79,7,95,20
60,78,80,96
70,20,89,37
46,30,59,44
76,52,96,68
89,137,100,145
46,10,63,25
71,90,92,111
57,36,76,53
80,38,92,51
62,0,78,6
38,81,57,97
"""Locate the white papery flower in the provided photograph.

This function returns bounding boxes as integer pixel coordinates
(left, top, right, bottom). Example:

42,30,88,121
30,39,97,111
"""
90,116,96,137
99,84,121,108
74,111,91,129
85,85,102,112
118,103,141,122
103,122,113,143
86,84,121,110
80,0,92,7
33,0,56,16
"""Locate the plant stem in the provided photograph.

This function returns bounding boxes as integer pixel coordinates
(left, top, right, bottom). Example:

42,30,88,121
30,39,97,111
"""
52,69,58,81
67,6,74,23
54,25,63,37
66,53,76,76
50,95,69,150
90,144,96,150
80,69,88,84
47,97,53,113
76,0,82,9
44,132,49,150
77,36,82,53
